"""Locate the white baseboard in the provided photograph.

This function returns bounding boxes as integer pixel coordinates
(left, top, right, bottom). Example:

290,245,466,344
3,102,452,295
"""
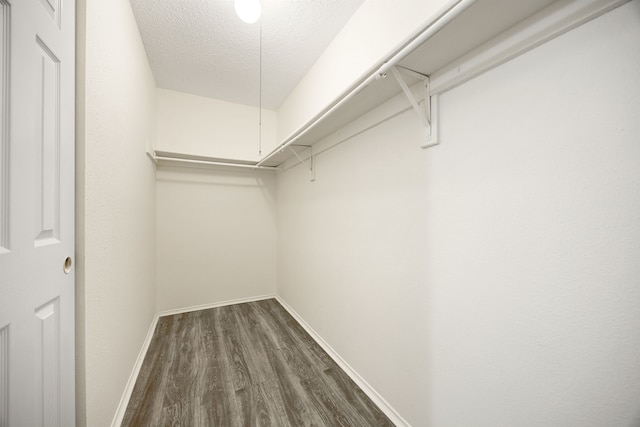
110,313,159,427
157,293,277,318
111,293,409,426
275,296,411,427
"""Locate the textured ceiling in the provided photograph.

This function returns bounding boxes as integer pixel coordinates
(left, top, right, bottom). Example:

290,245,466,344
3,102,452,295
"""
130,0,365,109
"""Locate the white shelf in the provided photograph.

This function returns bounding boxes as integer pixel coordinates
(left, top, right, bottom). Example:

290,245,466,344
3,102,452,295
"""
149,0,627,172
258,0,626,169
149,150,279,171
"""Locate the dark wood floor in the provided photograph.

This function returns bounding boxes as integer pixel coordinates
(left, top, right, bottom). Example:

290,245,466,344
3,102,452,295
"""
121,298,394,426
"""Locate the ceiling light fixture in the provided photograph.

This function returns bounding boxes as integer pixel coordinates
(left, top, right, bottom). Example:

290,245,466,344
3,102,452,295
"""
234,0,261,24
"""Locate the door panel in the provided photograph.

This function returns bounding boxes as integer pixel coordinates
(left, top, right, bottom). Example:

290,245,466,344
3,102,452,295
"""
35,297,60,427
0,0,75,425
0,0,8,254
37,0,60,28
34,36,61,246
0,324,7,426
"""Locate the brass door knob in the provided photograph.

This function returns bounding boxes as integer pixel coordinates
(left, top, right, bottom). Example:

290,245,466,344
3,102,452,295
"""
63,256,72,274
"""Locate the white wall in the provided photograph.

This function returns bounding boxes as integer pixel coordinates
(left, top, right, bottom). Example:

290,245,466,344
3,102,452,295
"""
277,2,640,426
156,88,278,161
76,0,157,425
156,166,277,312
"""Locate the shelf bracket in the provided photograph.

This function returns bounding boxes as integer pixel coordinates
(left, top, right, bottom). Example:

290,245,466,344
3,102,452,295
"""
390,66,438,148
288,145,315,181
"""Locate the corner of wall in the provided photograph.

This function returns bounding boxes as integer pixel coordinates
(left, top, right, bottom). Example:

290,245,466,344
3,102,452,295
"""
81,0,158,424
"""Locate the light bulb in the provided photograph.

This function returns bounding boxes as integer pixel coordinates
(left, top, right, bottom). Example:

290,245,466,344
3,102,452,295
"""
235,0,261,24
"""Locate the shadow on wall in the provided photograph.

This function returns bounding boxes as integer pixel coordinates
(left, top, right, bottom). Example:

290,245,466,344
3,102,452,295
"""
155,165,274,189
155,165,278,226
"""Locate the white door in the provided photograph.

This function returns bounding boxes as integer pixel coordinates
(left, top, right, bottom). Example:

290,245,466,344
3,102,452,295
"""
0,0,75,425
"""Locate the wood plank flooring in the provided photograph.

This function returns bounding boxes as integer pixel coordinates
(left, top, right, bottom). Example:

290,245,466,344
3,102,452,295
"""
121,299,395,426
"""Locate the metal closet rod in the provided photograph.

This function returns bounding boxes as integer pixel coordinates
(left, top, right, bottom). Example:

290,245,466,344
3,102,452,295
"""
256,0,476,168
